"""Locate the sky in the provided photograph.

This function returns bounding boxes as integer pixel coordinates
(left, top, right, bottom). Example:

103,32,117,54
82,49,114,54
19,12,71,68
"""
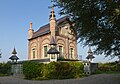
0,0,118,63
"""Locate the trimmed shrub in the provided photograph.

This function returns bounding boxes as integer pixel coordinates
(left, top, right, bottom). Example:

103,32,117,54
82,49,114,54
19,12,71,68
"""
23,61,43,79
53,62,73,79
69,62,84,78
46,62,56,78
23,61,84,80
0,63,11,76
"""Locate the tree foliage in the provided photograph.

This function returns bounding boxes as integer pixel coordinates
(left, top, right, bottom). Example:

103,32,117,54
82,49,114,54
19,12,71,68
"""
52,0,120,58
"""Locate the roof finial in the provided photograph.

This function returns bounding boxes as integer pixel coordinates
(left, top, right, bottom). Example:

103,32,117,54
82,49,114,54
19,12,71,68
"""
51,6,54,18
49,5,55,19
30,22,32,29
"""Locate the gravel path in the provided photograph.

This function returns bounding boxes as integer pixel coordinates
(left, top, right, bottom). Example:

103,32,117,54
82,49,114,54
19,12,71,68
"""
0,74,120,84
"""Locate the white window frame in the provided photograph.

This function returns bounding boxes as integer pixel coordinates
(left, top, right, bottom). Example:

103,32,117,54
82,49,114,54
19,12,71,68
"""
31,47,36,59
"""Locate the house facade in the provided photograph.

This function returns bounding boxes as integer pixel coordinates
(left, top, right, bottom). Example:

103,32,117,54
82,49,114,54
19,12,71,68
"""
28,7,78,61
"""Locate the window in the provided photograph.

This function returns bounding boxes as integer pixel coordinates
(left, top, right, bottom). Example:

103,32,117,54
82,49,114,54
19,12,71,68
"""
51,54,55,59
70,48,73,59
32,48,35,59
44,46,48,57
59,27,61,34
59,46,62,55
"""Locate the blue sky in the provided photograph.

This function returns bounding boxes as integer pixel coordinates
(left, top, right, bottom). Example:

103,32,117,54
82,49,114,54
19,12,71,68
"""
0,0,118,63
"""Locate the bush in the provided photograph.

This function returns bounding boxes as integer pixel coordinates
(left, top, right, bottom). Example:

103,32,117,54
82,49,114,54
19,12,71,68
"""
46,62,56,78
97,61,120,73
23,61,84,80
69,62,84,78
23,61,43,79
53,62,73,79
0,63,11,76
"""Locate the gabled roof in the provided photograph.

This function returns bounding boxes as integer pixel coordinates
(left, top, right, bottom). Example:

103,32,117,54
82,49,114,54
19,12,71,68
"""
29,16,69,40
47,47,59,54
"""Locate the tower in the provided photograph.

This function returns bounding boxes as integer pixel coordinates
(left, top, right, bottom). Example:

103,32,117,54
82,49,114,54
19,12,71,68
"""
28,22,34,39
9,47,19,62
49,6,56,39
86,47,95,62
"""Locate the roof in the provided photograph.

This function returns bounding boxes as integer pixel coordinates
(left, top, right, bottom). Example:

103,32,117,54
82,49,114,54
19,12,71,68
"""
88,47,92,53
86,55,95,59
12,48,17,54
29,16,69,40
9,55,19,60
47,47,59,54
50,36,57,45
87,47,95,59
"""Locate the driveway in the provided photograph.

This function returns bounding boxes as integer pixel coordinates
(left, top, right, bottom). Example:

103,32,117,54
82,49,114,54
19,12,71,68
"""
0,74,120,84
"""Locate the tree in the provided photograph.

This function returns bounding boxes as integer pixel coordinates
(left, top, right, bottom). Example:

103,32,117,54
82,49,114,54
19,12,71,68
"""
52,0,120,58
0,49,2,58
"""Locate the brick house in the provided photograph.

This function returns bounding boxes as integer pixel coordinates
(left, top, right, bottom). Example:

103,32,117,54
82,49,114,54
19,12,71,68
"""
28,7,78,61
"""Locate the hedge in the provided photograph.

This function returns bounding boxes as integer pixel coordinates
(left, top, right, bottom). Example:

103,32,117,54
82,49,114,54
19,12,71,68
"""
23,61,43,79
23,61,84,80
96,61,120,73
0,63,11,76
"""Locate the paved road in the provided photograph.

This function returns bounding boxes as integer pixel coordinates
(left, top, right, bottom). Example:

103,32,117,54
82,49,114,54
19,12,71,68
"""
0,74,120,84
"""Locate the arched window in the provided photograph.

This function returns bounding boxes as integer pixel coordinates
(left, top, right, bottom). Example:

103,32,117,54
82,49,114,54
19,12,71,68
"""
59,46,63,56
44,46,48,57
32,48,36,59
70,48,74,59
